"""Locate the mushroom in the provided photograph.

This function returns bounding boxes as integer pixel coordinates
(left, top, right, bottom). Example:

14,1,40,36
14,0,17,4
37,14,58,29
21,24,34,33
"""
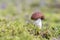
31,11,44,29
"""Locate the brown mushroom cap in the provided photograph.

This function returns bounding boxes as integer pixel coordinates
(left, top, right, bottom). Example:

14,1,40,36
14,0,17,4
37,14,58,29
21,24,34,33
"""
31,12,44,20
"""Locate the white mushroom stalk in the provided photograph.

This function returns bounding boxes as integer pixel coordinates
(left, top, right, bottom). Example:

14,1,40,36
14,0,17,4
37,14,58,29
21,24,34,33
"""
34,19,42,29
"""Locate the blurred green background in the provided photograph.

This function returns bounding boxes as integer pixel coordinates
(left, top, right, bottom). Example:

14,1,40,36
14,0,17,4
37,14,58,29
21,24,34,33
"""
0,0,60,40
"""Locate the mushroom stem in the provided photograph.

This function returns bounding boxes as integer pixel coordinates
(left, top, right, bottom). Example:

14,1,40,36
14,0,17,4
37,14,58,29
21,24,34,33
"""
34,19,42,29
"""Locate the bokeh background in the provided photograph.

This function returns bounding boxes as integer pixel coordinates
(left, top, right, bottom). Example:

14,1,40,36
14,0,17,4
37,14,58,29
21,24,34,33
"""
0,0,60,40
